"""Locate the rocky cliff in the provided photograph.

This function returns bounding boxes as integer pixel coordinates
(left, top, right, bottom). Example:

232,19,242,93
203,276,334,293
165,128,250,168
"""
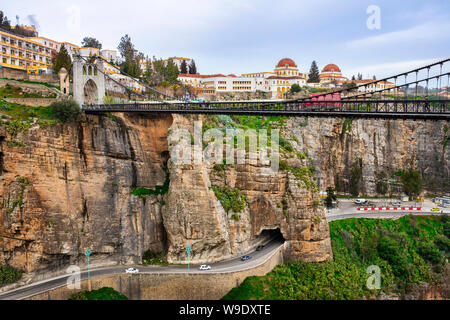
0,113,447,274
286,117,449,196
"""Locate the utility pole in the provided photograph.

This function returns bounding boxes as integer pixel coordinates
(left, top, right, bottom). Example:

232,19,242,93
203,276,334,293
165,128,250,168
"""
186,245,192,272
85,249,91,291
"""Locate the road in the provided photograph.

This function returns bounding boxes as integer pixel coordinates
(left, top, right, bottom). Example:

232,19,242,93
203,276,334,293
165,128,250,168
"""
326,198,449,221
0,238,284,300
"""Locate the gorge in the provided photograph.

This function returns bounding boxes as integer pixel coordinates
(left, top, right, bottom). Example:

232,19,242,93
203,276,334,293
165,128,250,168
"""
0,113,448,275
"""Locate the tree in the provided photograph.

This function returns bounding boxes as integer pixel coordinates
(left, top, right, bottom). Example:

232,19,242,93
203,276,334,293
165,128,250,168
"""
54,44,72,74
81,37,102,49
373,75,376,80
375,172,388,195
349,158,363,197
0,11,11,31
290,83,301,93
357,73,363,80
351,75,356,81
400,169,422,197
180,60,188,74
188,59,197,74
50,99,82,123
166,59,179,83
307,61,320,83
325,187,337,208
117,35,141,78
118,34,135,59
344,81,357,89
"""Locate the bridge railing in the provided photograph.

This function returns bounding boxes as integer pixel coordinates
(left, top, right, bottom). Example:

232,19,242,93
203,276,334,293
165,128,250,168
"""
82,99,450,115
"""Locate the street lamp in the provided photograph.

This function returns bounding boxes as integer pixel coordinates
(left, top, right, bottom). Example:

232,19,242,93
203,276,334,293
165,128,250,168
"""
84,249,91,291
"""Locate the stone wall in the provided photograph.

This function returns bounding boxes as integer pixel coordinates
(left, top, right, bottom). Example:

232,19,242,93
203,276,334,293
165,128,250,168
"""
5,98,58,107
0,67,58,85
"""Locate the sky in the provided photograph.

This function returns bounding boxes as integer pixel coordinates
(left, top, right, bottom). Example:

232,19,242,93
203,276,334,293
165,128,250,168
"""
2,0,450,79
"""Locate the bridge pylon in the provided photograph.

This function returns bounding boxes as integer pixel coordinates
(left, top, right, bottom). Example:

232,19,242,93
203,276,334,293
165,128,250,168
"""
73,55,106,106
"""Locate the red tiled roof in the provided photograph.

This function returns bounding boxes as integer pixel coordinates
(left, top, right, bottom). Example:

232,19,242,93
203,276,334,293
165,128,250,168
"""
276,58,297,68
322,64,341,73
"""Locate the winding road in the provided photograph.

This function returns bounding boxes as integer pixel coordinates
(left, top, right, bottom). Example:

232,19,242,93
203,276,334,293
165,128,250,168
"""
0,238,284,300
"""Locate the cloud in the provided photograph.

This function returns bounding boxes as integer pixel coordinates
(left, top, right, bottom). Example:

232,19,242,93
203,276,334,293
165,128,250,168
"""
344,58,442,79
346,21,450,48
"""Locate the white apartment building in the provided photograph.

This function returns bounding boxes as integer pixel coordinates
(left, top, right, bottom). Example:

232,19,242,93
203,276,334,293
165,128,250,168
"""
178,58,307,98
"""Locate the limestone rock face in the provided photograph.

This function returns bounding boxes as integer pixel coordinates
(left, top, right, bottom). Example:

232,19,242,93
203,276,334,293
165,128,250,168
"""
287,118,449,196
1,114,445,274
162,115,332,264
0,113,171,273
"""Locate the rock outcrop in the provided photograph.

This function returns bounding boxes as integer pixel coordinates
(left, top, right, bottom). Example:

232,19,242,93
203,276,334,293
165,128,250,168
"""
287,117,449,196
0,113,171,273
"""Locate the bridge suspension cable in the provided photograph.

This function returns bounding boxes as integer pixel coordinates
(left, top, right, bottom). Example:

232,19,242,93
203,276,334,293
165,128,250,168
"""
88,54,176,101
296,57,450,102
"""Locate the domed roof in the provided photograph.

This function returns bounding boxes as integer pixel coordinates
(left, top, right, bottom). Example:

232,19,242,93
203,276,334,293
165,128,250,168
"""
322,64,341,73
276,58,297,68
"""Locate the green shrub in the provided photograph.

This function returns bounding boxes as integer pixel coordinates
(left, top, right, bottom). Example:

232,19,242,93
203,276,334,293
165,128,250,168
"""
68,287,128,300
0,265,22,287
49,99,82,123
211,185,247,213
131,168,170,198
434,234,450,253
417,242,442,264
142,250,168,265
400,169,422,198
6,139,25,148
6,119,30,137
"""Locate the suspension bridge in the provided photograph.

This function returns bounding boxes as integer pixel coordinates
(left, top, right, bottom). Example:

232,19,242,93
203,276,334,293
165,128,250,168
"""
76,56,450,120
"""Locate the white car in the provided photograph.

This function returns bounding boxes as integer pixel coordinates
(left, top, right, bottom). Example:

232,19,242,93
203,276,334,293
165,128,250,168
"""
199,265,211,271
125,267,139,274
354,199,367,205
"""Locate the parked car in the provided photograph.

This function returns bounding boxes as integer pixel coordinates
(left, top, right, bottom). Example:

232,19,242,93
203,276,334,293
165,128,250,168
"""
199,265,211,270
256,245,265,251
390,202,402,207
241,255,252,261
125,267,139,274
431,207,441,212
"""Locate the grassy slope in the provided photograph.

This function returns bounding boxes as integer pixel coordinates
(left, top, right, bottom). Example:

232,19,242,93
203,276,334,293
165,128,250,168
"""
68,287,128,300
223,215,449,300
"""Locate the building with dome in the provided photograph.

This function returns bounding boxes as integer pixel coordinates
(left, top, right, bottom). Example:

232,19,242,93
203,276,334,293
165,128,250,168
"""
178,57,307,98
319,63,347,86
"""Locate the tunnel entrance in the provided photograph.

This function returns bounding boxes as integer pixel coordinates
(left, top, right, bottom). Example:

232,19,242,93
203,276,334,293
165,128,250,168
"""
253,228,285,247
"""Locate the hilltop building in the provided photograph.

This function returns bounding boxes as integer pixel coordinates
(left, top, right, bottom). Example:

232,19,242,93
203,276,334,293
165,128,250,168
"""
0,25,120,76
178,58,307,98
319,63,348,86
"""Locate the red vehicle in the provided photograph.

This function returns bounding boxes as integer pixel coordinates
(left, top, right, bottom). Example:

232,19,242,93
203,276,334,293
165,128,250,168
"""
302,92,341,109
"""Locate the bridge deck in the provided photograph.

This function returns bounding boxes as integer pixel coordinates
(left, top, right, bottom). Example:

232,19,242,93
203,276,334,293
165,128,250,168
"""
82,100,450,119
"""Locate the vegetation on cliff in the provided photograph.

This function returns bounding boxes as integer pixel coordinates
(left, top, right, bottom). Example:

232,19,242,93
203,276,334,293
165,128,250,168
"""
0,99,61,135
0,265,23,287
49,99,82,123
131,167,170,199
68,287,128,300
211,185,247,217
223,215,449,300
